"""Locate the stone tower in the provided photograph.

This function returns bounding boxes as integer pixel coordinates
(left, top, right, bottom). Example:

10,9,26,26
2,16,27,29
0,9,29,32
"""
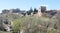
37,6,46,17
40,6,46,13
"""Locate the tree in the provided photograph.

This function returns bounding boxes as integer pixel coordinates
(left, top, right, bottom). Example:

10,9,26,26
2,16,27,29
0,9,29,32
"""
29,7,33,13
27,7,33,15
12,8,20,13
15,8,20,13
33,8,38,14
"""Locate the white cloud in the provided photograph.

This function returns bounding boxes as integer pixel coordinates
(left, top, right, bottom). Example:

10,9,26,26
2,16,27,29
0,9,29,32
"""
40,4,48,7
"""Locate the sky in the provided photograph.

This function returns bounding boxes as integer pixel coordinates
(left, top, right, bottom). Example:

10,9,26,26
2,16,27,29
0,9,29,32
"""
0,0,60,13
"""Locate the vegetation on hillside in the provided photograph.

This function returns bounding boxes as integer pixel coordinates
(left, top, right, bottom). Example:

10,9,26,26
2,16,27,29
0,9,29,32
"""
10,15,60,33
0,11,60,33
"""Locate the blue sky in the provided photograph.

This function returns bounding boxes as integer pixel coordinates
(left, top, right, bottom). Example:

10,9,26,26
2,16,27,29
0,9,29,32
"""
0,0,60,13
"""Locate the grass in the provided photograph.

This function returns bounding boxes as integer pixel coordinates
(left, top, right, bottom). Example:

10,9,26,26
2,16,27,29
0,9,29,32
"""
0,31,10,33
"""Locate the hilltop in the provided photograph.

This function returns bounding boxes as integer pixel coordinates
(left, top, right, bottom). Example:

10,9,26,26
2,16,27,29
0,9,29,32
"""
0,6,60,33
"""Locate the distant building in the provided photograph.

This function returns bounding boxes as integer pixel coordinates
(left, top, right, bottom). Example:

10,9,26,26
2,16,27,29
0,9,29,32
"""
2,9,10,14
1,6,58,17
2,8,20,14
36,6,57,17
40,6,46,13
